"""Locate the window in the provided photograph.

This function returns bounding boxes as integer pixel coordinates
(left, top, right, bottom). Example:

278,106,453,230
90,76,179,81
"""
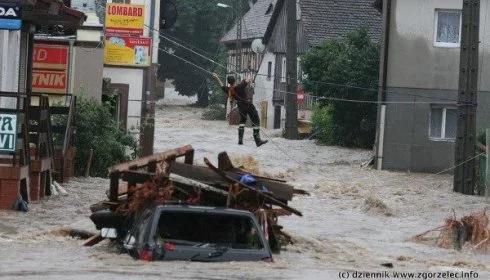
434,9,462,47
267,61,273,80
297,57,302,80
296,0,301,20
281,57,286,82
430,106,457,140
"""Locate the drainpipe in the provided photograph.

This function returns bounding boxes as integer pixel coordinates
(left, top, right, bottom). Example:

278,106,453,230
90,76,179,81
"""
377,105,386,170
375,0,391,170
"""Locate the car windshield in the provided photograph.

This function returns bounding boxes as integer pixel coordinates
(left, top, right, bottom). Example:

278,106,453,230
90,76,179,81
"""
155,211,264,250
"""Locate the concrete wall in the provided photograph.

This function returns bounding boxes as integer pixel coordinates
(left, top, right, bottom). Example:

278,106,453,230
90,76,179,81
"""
72,45,103,101
382,0,490,172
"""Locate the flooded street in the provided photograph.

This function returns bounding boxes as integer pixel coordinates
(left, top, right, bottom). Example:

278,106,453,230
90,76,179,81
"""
0,92,489,279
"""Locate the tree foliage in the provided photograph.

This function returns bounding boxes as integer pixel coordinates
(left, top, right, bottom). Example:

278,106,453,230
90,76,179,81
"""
302,28,380,148
73,98,139,177
158,0,242,107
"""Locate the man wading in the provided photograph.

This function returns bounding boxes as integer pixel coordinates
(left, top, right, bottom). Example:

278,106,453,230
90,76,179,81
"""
212,73,267,147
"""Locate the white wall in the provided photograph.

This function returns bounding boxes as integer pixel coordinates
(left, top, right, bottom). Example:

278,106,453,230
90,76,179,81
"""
104,0,160,140
253,51,276,128
103,67,144,134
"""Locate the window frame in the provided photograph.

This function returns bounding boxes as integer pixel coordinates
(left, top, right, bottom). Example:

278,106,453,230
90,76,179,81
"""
267,61,273,80
429,106,457,142
281,57,286,83
434,9,462,48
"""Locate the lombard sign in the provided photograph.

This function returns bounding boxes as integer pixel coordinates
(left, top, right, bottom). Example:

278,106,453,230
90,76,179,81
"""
0,114,17,153
32,44,70,94
0,4,21,30
105,3,144,36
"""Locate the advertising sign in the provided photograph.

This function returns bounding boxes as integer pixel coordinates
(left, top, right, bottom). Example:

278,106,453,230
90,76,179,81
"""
105,3,144,36
32,44,69,94
0,4,21,30
0,114,17,153
104,36,151,67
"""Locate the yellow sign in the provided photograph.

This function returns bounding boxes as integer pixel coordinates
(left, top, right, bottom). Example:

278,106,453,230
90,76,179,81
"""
105,3,144,36
104,36,151,67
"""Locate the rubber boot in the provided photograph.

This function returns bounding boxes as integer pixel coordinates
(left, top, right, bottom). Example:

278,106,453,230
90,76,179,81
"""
238,126,244,145
253,128,268,147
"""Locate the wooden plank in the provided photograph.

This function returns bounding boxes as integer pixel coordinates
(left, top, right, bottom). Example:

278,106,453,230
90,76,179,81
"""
170,173,228,195
83,234,104,247
204,158,302,216
109,173,120,202
170,162,294,202
109,145,194,174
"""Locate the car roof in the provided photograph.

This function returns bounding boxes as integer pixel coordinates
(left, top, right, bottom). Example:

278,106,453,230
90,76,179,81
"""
154,204,255,217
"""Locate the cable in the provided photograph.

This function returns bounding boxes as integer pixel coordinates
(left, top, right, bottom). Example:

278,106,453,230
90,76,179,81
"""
159,45,462,106
435,152,485,175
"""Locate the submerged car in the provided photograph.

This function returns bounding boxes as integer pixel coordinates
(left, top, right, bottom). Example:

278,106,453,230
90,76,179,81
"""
91,205,273,262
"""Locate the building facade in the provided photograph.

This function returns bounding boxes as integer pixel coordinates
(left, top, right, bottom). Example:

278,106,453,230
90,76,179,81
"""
377,0,490,172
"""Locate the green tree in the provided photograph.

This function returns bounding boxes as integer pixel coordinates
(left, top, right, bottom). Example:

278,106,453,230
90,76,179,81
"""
302,28,380,148
158,0,242,107
73,98,139,177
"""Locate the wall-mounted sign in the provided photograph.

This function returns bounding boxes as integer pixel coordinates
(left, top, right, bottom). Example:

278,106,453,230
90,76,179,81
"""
32,44,69,94
105,3,144,36
0,114,17,153
0,4,21,30
104,36,151,67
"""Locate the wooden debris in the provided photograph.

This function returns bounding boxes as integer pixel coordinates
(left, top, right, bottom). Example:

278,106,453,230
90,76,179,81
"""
83,234,104,247
413,209,489,253
91,145,305,251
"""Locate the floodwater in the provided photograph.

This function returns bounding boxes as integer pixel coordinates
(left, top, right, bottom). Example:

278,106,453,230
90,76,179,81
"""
0,91,489,279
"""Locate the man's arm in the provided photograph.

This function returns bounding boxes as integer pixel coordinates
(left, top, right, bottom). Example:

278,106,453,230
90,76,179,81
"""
211,73,224,87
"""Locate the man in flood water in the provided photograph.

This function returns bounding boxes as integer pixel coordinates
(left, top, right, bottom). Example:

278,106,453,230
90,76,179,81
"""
212,73,267,147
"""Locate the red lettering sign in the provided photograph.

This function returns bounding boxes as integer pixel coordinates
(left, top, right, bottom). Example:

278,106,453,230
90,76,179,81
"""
32,43,69,94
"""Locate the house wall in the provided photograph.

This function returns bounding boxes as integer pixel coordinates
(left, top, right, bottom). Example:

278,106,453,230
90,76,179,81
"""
103,67,144,134
253,51,276,128
382,0,490,172
103,0,160,142
267,1,307,54
72,44,104,101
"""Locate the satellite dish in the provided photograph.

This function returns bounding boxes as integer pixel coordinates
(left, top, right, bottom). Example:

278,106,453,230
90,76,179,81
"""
251,39,265,54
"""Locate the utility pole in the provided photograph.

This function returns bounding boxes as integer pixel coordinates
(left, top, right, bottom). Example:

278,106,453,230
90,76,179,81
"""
454,0,480,195
285,0,298,139
235,0,242,78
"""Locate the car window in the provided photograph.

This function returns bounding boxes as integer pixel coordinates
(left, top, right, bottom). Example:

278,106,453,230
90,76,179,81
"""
155,211,264,250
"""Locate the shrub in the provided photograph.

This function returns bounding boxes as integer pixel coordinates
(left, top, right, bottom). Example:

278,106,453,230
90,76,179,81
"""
74,97,139,177
201,103,226,120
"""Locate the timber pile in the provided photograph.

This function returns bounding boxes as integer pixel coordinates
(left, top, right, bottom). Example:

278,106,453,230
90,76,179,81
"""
413,209,489,253
91,145,307,252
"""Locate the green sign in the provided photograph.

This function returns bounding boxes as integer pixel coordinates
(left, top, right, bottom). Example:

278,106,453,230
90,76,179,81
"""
0,114,17,153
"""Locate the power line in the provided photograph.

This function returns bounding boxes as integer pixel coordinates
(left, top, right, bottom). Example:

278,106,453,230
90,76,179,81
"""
159,46,461,106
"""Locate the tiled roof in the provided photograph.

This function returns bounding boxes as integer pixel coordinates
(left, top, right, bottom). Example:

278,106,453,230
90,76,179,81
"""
264,0,381,47
221,0,278,43
301,0,382,46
